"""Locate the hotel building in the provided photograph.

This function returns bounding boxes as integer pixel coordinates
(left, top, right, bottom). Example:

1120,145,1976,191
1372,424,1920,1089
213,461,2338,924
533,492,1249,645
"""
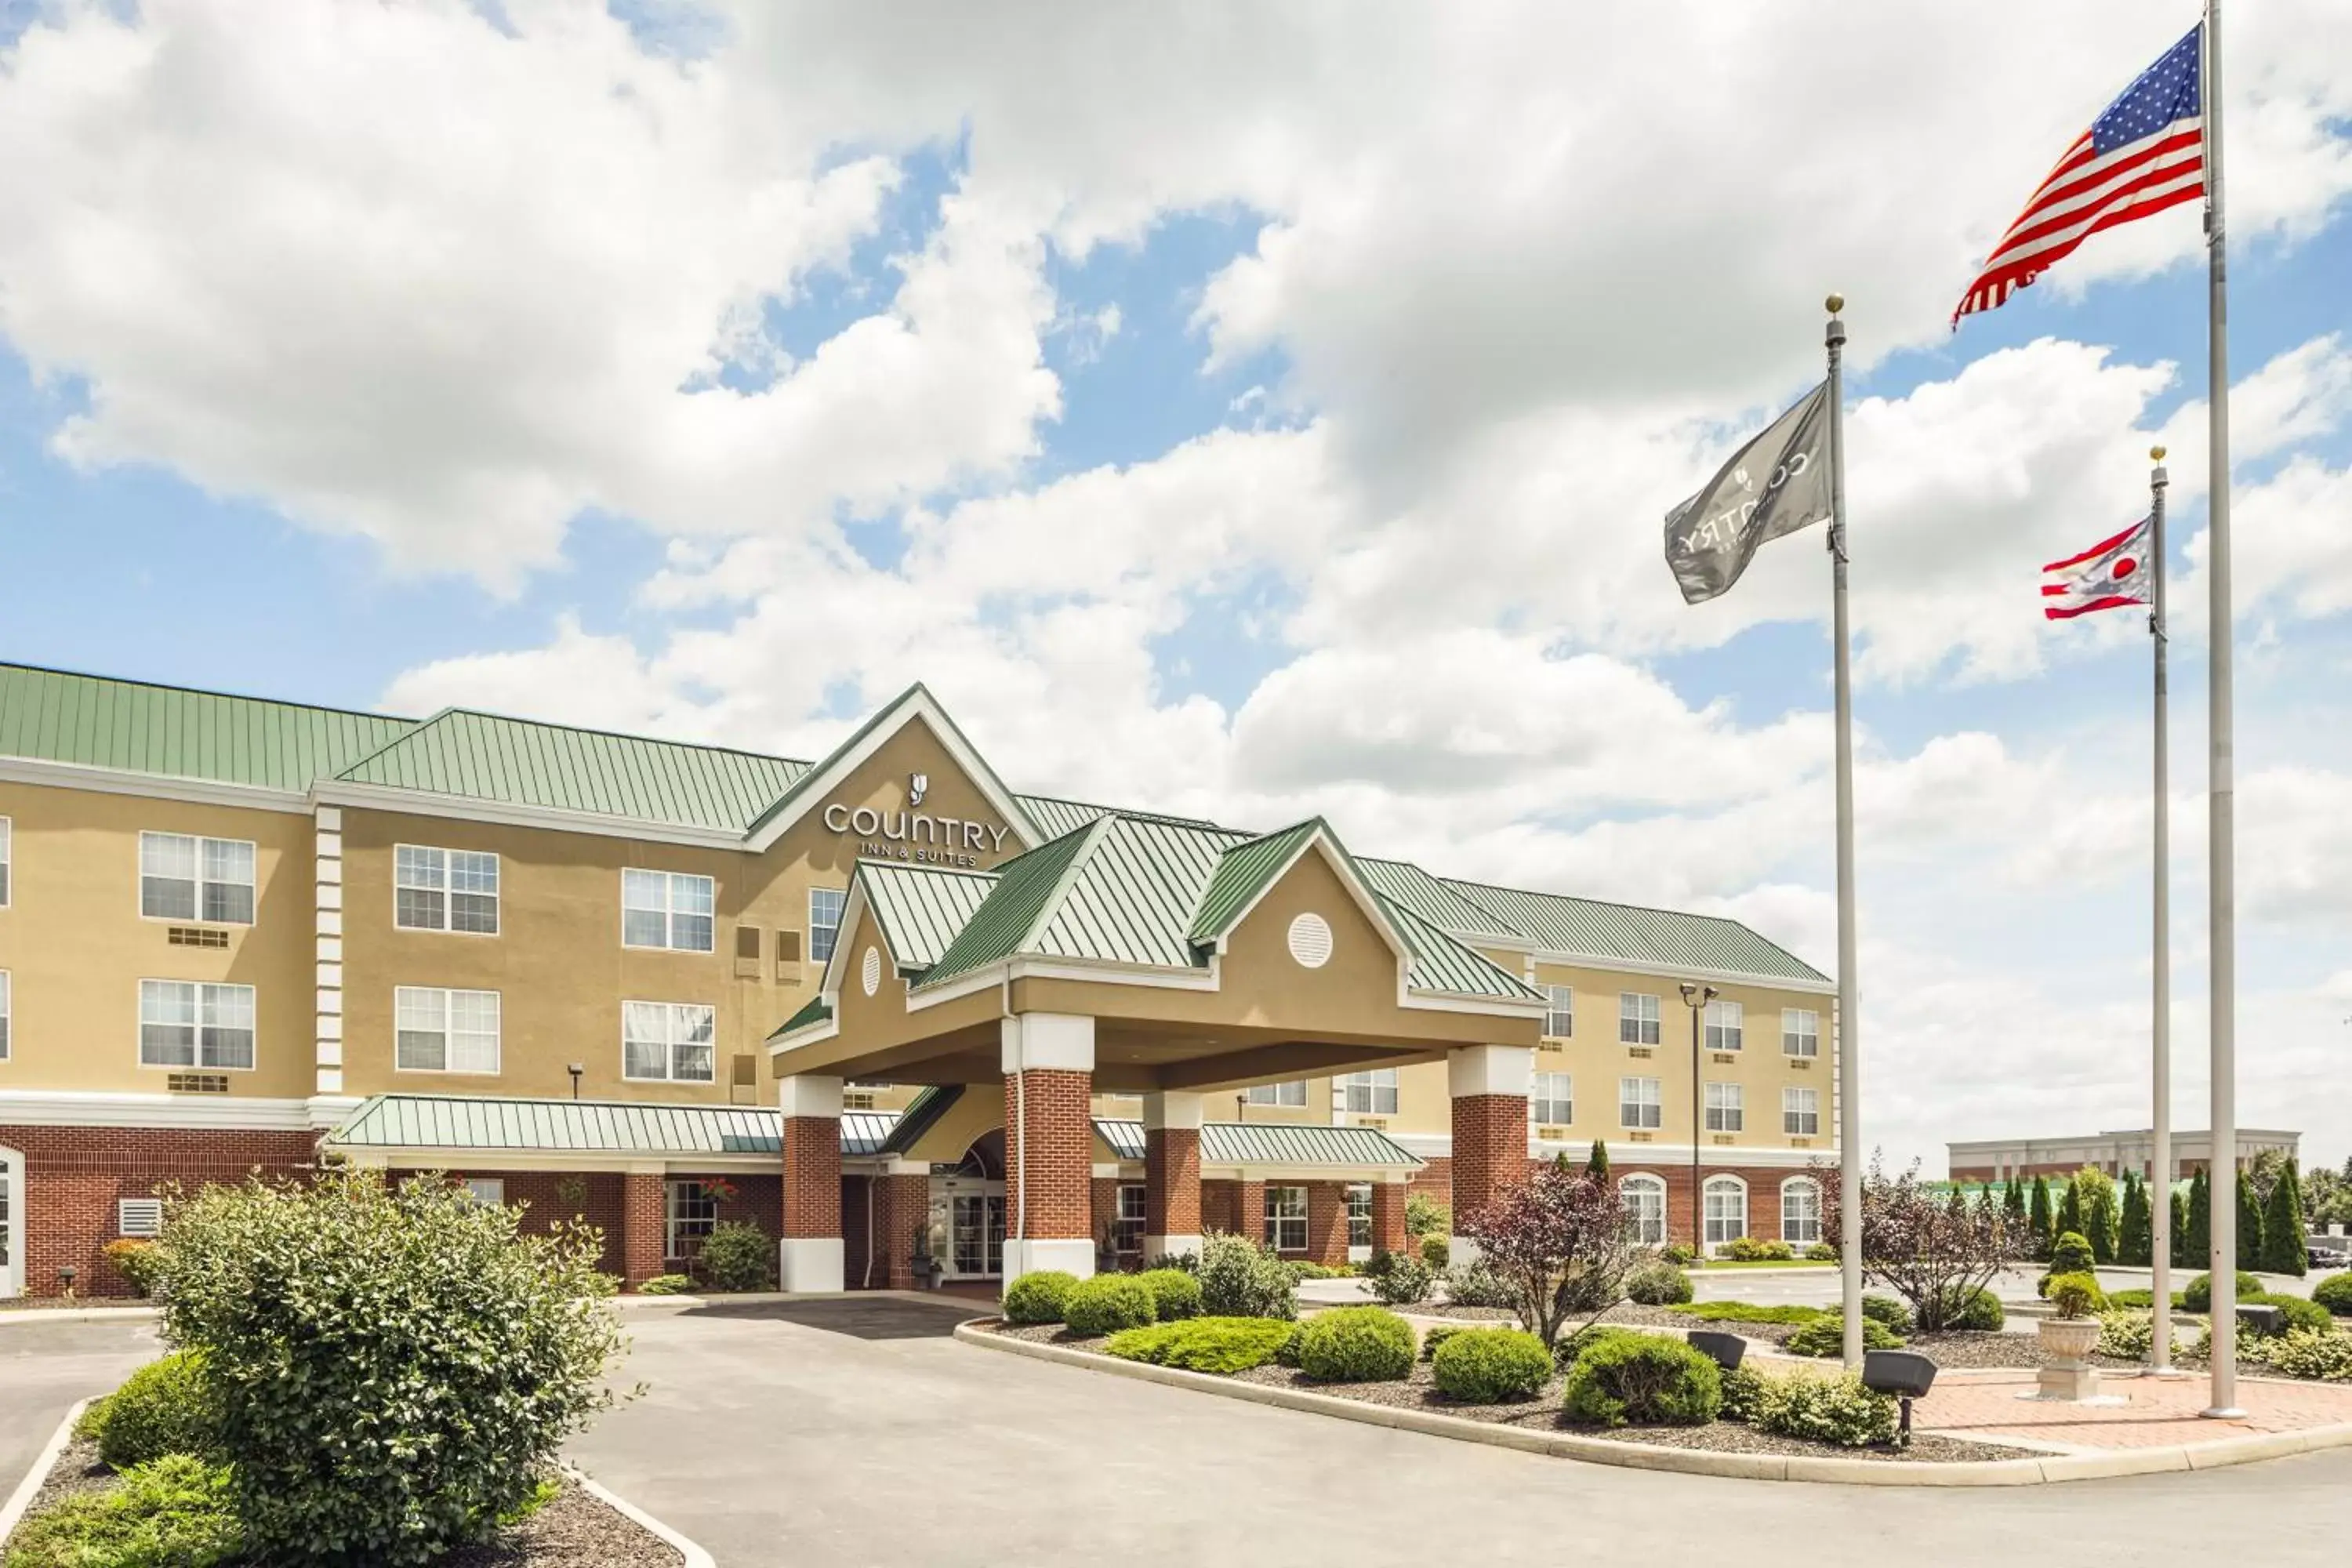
0,662,1836,1297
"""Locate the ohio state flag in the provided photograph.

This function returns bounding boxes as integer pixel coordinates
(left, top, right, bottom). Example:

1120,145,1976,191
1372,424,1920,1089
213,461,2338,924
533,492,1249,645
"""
2042,517,2153,619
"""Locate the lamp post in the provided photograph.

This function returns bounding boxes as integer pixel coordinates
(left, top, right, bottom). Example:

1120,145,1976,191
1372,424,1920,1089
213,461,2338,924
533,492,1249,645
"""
1679,982,1718,1255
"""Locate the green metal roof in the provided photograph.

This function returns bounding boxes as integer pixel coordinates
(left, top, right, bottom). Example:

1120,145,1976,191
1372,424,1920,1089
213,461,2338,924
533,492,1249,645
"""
1378,895,1543,1000
1094,1119,1422,1169
877,1085,964,1154
916,820,1104,987
0,662,416,793
1186,819,1325,943
336,709,809,832
742,683,1042,847
1443,877,1829,985
768,994,833,1040
857,863,1000,970
1359,857,1524,945
1018,793,1224,840
328,1094,784,1156
1027,815,1240,970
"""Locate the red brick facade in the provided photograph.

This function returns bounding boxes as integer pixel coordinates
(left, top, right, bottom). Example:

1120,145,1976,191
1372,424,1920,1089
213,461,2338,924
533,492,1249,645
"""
1143,1126,1200,1236
780,1115,843,1239
1415,1150,1831,1251
1004,1069,1093,1241
871,1171,931,1289
1371,1181,1407,1255
1450,1094,1530,1223
620,1171,665,1286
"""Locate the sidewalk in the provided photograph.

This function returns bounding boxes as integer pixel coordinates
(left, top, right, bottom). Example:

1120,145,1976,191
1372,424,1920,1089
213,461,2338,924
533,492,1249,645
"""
1913,1368,2352,1454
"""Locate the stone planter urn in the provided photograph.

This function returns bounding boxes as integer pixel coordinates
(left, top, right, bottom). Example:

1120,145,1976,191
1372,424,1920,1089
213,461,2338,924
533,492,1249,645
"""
2036,1316,2103,1400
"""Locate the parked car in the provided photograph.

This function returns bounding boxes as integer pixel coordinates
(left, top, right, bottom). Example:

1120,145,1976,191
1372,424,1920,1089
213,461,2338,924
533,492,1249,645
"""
2308,1244,2349,1270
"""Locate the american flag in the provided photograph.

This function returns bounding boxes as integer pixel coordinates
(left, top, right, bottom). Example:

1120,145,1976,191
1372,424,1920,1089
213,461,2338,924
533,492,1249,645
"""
1954,25,2205,325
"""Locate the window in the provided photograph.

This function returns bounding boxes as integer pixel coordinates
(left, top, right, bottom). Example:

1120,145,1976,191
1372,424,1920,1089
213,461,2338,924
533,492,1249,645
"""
394,986,502,1074
1530,1071,1573,1125
116,1199,164,1238
624,1000,717,1082
665,1180,719,1261
1618,1075,1662,1129
1704,998,1744,1051
808,887,846,964
1244,1080,1308,1107
1621,1175,1667,1246
1265,1185,1308,1252
1347,1184,1373,1249
1341,1068,1399,1116
0,970,9,1061
139,980,255,1069
394,846,499,934
1704,1176,1748,1248
1705,1081,1744,1133
1781,1178,1822,1245
1114,1185,1146,1258
463,1178,507,1207
622,869,715,952
1783,1086,1821,1136
140,833,254,924
1543,984,1573,1039
1782,1007,1820,1058
0,815,10,906
1618,992,1661,1045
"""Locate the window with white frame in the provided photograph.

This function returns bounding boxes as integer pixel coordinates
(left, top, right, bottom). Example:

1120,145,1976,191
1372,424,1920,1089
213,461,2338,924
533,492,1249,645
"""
1244,1080,1308,1107
140,832,254,924
1781,1178,1822,1245
0,969,9,1061
1265,1185,1308,1252
1618,991,1661,1045
1782,1007,1820,1058
1543,984,1573,1039
1783,1086,1820,1136
463,1178,507,1207
622,869,715,952
1621,1174,1667,1246
1704,1081,1744,1133
1704,998,1744,1051
1704,1176,1748,1248
665,1180,719,1261
1619,1075,1662,1129
623,1000,717,1082
1114,1184,1146,1257
139,980,255,1069
394,845,499,934
1347,1184,1373,1248
1530,1071,1573,1124
808,887,846,964
394,986,502,1074
0,815,11,906
1341,1068,1399,1115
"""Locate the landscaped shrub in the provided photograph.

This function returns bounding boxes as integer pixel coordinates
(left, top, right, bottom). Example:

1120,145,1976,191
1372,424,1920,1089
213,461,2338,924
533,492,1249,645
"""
1439,1259,1514,1308
1420,1323,1466,1362
2183,1270,2265,1313
1103,1316,1297,1374
1718,1363,1766,1422
1294,1306,1417,1382
1784,1314,1904,1358
1750,1370,1898,1448
2260,1325,2352,1381
1860,1294,1914,1334
637,1273,693,1295
1062,1274,1158,1337
0,1454,241,1568
2312,1272,2352,1316
1624,1260,1692,1305
156,1169,622,1568
1723,1236,1795,1262
1197,1232,1298,1320
91,1350,221,1471
1555,1323,1646,1365
1940,1285,2005,1330
1135,1268,1204,1322
2107,1287,2157,1309
1431,1327,1553,1403
1559,1334,1721,1427
103,1237,168,1298
1802,1242,1839,1261
1145,1249,1199,1275
1003,1269,1079,1324
2097,1308,2176,1362
696,1221,775,1292
2042,1230,2096,1285
2045,1272,2107,1319
1364,1249,1436,1305
1284,1261,1341,1283
1405,1191,1450,1239
2255,1293,2332,1335
1420,1236,1450,1268
1661,1242,1699,1266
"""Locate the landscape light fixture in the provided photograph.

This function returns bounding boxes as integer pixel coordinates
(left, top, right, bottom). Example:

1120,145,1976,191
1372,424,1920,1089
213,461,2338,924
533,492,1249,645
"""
1861,1350,1938,1448
1678,982,1718,1256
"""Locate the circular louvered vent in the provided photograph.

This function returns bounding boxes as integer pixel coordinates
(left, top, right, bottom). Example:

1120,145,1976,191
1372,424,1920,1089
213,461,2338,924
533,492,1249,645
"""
862,946,882,996
1287,912,1334,969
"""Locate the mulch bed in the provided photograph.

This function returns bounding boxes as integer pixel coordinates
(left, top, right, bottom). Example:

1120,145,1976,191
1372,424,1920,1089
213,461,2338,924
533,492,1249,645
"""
3,1439,680,1567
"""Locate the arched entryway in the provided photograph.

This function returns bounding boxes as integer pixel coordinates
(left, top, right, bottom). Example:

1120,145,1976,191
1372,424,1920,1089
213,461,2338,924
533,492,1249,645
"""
929,1132,1006,1282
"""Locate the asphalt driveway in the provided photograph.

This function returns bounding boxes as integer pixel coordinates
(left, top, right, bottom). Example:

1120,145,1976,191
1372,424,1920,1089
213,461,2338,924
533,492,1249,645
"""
0,1316,163,1503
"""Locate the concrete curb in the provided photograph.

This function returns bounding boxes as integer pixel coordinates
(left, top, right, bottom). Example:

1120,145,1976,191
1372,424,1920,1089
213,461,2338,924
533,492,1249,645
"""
0,1305,161,1327
0,1399,87,1547
563,1465,717,1568
956,1323,2352,1486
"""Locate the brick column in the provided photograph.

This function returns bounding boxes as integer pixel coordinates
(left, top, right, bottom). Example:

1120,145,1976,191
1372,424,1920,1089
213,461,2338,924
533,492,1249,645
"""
1142,1091,1203,1261
622,1169,666,1288
1447,1044,1533,1267
1305,1181,1352,1267
1236,1178,1267,1247
1372,1178,1409,1258
873,1166,932,1290
1003,1013,1097,1283
779,1075,845,1291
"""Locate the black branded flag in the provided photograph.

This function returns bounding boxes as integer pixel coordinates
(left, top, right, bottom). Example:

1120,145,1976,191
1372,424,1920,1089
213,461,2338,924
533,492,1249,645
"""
1664,383,1833,604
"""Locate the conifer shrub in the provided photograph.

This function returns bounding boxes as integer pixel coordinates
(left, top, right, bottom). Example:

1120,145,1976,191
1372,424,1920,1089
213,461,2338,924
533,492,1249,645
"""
1062,1274,1159,1337
1430,1327,1554,1403
2182,1270,2264,1313
1103,1316,1297,1374
1860,1294,1914,1334
1559,1334,1721,1427
1,1454,241,1567
1294,1306,1417,1382
88,1351,222,1471
2312,1272,2352,1317
1784,1314,1904,1358
1004,1269,1080,1324
1135,1268,1204,1321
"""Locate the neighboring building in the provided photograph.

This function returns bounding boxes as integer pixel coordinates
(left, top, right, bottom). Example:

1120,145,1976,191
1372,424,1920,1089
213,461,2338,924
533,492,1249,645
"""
0,661,1835,1297
1948,1127,2302,1185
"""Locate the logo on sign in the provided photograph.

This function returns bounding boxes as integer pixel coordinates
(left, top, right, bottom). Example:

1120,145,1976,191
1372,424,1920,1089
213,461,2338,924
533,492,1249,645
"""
909,771,929,807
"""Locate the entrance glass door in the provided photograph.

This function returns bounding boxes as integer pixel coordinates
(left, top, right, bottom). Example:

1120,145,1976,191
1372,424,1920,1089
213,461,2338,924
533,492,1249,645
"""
0,1149,17,1299
950,1193,1004,1278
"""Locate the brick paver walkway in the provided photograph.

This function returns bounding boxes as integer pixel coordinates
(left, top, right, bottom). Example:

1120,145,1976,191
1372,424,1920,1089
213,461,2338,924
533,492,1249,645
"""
1911,1368,2352,1451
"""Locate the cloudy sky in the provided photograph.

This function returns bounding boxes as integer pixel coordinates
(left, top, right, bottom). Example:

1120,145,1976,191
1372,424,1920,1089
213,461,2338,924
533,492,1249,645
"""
4,1,2350,1171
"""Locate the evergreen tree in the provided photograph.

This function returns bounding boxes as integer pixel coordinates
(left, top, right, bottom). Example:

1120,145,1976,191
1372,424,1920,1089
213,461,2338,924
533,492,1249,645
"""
2187,1167,2211,1267
2170,1187,2191,1268
2118,1172,2151,1266
2056,1178,2084,1247
1586,1139,1610,1180
2074,1167,2120,1264
2236,1171,2265,1273
2029,1176,2055,1261
2260,1159,2306,1276
2003,1176,2027,1236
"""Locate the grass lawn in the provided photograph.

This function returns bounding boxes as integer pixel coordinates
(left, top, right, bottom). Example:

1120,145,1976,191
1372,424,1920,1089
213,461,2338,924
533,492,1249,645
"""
1694,1259,1838,1271
1665,1301,1827,1325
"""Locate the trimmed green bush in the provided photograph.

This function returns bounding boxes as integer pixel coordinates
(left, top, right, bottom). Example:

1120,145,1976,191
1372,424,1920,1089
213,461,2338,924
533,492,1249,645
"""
1431,1327,1553,1403
2097,1308,2176,1362
1,1454,241,1568
1784,1314,1904,1358
1420,1323,1467,1362
1664,1301,1824,1326
103,1237,168,1298
696,1221,775,1292
1419,1236,1450,1269
1555,1323,1646,1366
2045,1272,2106,1319
1661,1242,1699,1266
2255,1292,2332,1334
1860,1294,1914,1334
1103,1316,1297,1374
2107,1287,2157,1309
637,1272,693,1295
1003,1269,1080,1324
1439,1260,1513,1308
1751,1370,1897,1447
1198,1232,1298,1320
2042,1230,2096,1286
1135,1268,1204,1322
1295,1306,1417,1382
1802,1242,1839,1261
92,1350,220,1471
2262,1325,2352,1381
1941,1286,2005,1330
1272,1322,1305,1367
1062,1274,1159,1337
1722,1237,1795,1261
1624,1260,1693,1306
2314,1272,2352,1317
1560,1334,1722,1428
2183,1269,2265,1313
1404,1192,1450,1239
1718,1363,1766,1422
1364,1249,1436,1306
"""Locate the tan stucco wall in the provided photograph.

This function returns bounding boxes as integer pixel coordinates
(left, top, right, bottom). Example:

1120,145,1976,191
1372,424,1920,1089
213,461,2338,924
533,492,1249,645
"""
0,780,317,1098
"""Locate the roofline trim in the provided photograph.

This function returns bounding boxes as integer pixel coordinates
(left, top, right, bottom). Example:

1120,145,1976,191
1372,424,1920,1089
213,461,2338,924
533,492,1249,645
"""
1204,824,1415,978
314,779,746,848
1531,949,1836,995
0,756,314,815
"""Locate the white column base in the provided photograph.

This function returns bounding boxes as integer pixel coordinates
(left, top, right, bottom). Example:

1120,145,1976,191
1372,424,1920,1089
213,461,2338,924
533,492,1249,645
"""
1143,1234,1203,1263
778,1237,845,1294
1004,1238,1095,1284
1447,1235,1481,1270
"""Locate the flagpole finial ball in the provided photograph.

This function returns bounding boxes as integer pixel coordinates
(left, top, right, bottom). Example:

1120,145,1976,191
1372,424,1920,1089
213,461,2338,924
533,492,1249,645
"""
1825,292,1845,315
2151,445,2167,461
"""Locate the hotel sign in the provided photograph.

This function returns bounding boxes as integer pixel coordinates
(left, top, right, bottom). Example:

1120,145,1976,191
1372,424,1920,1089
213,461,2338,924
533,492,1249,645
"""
822,774,1010,868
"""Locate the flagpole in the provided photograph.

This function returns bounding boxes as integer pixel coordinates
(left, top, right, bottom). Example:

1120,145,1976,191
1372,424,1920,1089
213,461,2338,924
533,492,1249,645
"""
2149,445,2180,1377
1825,293,1864,1370
2199,0,2241,1420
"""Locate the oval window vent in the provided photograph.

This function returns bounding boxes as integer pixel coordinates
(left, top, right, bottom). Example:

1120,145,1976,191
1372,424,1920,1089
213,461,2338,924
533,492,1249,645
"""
1287,912,1334,969
862,946,882,996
